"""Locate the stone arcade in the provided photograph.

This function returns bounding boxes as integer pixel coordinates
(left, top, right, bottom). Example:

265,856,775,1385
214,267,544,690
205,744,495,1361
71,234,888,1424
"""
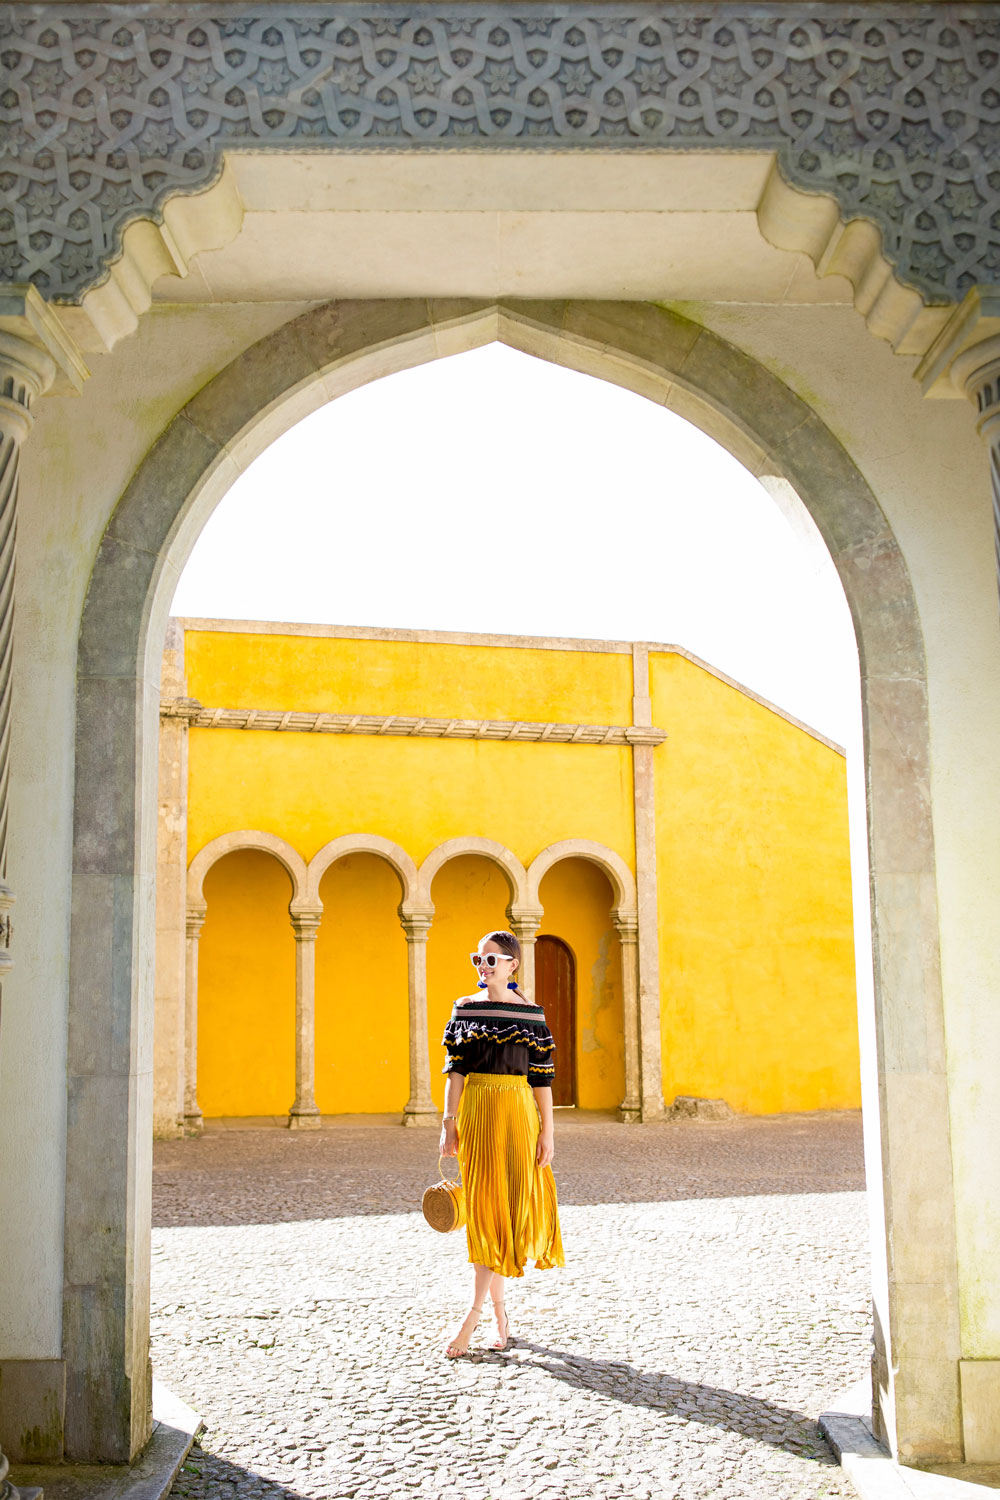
1,0,1000,1483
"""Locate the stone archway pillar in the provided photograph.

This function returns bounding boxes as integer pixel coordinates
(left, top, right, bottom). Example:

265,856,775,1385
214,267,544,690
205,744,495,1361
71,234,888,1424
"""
400,906,437,1126
630,646,666,1121
508,906,543,997
0,325,59,980
183,905,206,1135
289,909,323,1130
613,913,641,1123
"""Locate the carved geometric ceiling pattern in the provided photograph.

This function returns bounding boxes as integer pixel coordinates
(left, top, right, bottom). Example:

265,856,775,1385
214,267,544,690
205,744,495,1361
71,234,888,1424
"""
1,4,999,305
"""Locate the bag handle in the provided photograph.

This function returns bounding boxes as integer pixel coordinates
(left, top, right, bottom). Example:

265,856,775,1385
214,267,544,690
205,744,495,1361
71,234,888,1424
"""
439,1154,462,1185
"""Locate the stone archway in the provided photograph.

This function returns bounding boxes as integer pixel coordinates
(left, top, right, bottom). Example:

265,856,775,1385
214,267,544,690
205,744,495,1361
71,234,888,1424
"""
68,297,956,1464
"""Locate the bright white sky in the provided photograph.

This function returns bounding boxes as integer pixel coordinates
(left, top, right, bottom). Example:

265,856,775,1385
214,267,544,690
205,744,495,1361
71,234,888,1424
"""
171,343,861,749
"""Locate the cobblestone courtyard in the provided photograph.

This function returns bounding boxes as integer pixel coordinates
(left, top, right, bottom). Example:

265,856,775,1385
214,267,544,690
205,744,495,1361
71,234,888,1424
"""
153,1114,869,1500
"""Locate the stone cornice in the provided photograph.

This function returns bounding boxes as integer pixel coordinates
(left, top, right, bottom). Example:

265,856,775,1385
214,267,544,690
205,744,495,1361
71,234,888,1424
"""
160,698,668,744
1,4,999,309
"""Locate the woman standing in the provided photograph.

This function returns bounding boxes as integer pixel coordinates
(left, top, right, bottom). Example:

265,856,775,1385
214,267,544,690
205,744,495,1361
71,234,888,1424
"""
439,930,565,1358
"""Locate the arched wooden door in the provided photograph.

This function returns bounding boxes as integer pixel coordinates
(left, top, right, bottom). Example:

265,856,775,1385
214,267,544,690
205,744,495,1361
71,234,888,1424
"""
535,935,577,1107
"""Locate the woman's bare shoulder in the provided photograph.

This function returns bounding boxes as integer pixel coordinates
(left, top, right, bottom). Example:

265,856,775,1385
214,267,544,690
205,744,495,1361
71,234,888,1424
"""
454,993,482,1007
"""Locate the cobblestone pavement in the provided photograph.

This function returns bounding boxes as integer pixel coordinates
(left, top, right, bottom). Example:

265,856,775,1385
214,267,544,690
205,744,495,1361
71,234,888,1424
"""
153,1114,869,1500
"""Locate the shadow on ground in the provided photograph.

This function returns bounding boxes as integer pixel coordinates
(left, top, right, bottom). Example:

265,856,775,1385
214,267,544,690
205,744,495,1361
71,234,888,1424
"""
153,1113,864,1228
509,1338,837,1462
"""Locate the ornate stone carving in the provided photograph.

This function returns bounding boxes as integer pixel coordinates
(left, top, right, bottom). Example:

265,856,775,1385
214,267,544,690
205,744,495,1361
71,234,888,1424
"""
1,5,999,305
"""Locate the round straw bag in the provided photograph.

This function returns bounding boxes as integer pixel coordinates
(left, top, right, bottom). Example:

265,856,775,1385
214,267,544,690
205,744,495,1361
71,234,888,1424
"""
422,1155,466,1233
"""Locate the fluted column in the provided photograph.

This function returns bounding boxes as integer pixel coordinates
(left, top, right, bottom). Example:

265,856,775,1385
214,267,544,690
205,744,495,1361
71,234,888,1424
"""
183,905,206,1135
507,906,543,996
952,335,1000,604
613,913,641,1123
288,909,322,1129
400,906,437,1126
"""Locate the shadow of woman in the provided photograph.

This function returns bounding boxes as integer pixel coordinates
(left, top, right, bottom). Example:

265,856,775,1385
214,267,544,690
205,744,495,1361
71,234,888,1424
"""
508,1336,841,1463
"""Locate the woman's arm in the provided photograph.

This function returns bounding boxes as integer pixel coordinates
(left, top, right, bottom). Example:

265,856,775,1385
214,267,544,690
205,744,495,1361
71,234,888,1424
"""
439,1071,465,1157
532,1085,554,1168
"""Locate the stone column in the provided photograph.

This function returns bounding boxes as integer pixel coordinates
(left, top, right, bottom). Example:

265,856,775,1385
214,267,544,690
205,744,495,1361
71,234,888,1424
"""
183,905,206,1135
400,907,437,1126
507,906,543,997
630,645,666,1121
613,913,642,1123
0,308,76,1491
154,623,190,1138
288,909,322,1129
952,335,1000,602
0,330,57,982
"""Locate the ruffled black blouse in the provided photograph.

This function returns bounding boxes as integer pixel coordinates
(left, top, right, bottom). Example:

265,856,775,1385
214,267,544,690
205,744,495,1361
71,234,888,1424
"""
442,992,556,1089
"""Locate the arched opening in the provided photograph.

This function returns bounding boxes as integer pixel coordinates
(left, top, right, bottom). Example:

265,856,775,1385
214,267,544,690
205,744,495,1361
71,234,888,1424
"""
198,849,295,1120
315,852,408,1116
537,860,626,1112
534,935,578,1108
425,851,516,1113
68,298,954,1467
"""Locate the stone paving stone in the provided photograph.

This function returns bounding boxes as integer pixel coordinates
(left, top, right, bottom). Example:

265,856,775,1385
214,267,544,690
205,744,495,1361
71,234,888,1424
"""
153,1114,868,1500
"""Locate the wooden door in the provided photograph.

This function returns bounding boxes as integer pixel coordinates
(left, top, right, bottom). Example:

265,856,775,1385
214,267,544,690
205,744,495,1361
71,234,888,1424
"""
535,935,576,1107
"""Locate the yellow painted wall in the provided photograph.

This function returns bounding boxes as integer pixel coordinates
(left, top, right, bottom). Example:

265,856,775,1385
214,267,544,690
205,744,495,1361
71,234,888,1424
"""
184,630,632,724
184,627,858,1120
187,733,634,870
198,849,296,1116
650,651,859,1114
538,858,624,1111
426,855,512,1111
315,853,409,1113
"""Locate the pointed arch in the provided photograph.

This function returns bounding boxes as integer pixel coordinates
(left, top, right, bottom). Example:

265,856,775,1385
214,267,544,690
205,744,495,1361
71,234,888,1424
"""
66,295,956,1465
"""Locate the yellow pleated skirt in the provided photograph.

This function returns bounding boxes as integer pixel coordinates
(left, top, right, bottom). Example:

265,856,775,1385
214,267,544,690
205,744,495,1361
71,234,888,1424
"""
457,1073,565,1278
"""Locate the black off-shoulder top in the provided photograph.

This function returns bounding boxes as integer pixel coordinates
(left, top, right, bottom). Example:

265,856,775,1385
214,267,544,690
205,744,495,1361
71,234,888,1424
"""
442,991,556,1089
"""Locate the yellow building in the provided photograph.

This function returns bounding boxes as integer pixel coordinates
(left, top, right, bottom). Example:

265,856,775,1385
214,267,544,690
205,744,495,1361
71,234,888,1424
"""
154,617,857,1133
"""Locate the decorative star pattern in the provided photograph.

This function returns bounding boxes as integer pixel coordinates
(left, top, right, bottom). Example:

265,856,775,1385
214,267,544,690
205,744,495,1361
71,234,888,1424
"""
0,4,998,304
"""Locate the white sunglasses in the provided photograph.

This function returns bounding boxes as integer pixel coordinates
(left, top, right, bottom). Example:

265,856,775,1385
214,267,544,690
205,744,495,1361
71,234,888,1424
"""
470,951,515,969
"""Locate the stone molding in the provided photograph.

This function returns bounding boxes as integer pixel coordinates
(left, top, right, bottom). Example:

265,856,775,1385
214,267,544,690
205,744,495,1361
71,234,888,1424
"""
398,907,433,940
415,833,528,908
525,837,638,916
161,698,667,747
2,5,1000,308
304,831,418,907
186,826,308,907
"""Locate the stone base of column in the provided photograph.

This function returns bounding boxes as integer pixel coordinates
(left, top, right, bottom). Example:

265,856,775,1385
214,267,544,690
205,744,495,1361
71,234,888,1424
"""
401,1103,439,1127
287,1108,322,1131
618,1102,642,1124
182,1109,203,1137
639,1100,666,1123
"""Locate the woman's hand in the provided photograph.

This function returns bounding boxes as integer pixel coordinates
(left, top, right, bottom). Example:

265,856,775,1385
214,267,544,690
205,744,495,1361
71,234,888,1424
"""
535,1129,554,1169
440,1118,459,1158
